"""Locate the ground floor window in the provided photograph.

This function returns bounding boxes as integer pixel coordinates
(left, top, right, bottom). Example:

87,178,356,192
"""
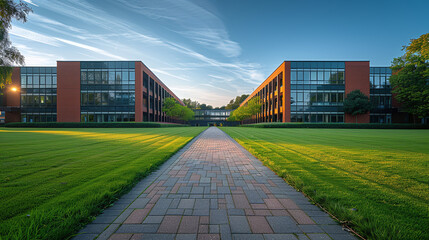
80,113,135,122
21,114,57,122
291,113,344,123
370,114,391,124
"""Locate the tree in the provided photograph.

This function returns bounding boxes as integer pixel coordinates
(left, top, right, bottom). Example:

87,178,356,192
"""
225,94,249,109
343,90,371,123
163,97,194,121
182,98,200,109
228,97,261,121
0,0,32,89
390,33,429,121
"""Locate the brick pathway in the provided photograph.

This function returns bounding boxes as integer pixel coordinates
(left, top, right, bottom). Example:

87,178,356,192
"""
74,127,357,240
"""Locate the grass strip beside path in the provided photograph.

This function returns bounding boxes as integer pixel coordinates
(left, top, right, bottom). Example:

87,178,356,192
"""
0,127,206,240
221,127,429,240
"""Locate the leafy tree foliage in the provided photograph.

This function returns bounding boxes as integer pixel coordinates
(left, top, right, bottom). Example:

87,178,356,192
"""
390,33,429,119
163,98,194,121
0,0,32,89
343,90,371,123
228,97,261,121
225,94,249,110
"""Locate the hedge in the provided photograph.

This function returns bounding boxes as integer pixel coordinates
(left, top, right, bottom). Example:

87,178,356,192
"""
242,122,429,129
4,122,188,128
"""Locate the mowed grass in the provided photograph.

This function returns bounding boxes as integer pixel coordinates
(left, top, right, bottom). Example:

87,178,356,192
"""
221,127,429,240
0,127,206,240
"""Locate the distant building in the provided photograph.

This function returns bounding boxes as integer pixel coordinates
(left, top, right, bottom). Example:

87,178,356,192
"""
240,61,410,124
190,109,237,126
1,61,183,123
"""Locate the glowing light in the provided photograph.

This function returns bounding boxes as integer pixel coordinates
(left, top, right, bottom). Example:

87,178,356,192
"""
11,87,18,92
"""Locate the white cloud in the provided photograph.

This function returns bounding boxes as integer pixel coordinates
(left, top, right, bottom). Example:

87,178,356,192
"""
116,0,242,58
23,0,38,7
30,13,85,34
54,37,126,60
10,26,61,47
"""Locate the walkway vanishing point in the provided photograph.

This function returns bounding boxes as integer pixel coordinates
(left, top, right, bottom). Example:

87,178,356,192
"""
74,127,357,240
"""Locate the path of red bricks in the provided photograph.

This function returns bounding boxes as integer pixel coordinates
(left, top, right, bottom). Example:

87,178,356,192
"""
74,127,356,240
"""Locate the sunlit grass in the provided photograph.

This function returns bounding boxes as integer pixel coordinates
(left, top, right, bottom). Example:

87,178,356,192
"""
221,127,429,240
0,127,206,240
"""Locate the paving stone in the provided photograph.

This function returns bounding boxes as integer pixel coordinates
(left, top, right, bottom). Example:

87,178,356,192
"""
209,224,220,233
197,234,220,240
73,234,99,240
210,209,228,224
107,233,132,240
143,216,164,224
131,234,175,240
194,199,210,209
311,216,337,225
266,216,301,234
79,224,109,234
116,224,159,233
231,234,264,240
289,210,315,224
175,234,197,240
247,216,273,234
227,209,245,216
124,209,150,224
83,128,350,240
306,233,332,240
178,216,199,233
299,224,324,233
229,216,251,234
329,233,358,240
263,234,298,240
178,199,195,209
157,216,181,233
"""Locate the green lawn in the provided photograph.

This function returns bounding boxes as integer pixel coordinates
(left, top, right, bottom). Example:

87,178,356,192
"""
221,127,429,240
0,127,206,240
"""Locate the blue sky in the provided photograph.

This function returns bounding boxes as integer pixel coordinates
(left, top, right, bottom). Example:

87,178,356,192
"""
11,0,429,107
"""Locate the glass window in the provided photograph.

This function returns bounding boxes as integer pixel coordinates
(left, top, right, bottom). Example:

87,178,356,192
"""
81,71,87,82
94,71,102,84
297,92,303,101
318,71,324,81
88,93,94,104
291,71,297,81
95,93,101,105
122,71,129,81
40,75,46,85
311,71,317,81
33,75,39,85
81,93,88,105
297,71,304,81
304,71,310,81
102,71,108,84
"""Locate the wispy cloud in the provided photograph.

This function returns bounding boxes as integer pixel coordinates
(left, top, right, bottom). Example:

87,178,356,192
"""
54,38,125,60
23,0,38,7
115,0,242,58
10,26,61,47
30,13,85,34
11,0,264,106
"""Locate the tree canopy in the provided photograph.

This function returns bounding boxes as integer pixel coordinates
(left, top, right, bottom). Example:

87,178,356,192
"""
225,94,249,110
228,97,261,121
0,0,32,89
343,90,371,123
390,33,429,119
163,98,194,121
